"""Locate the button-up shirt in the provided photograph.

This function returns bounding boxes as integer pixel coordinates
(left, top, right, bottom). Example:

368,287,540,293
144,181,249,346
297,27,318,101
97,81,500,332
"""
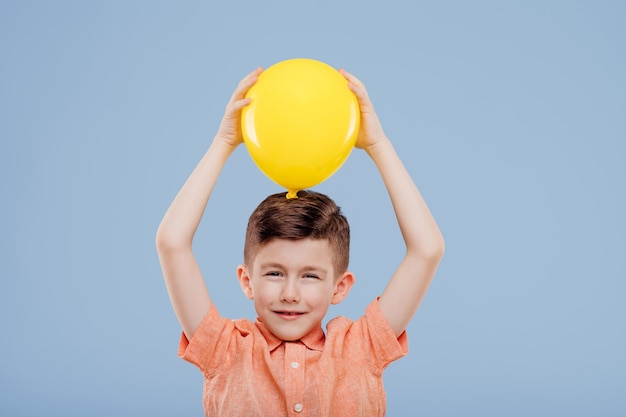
179,299,408,417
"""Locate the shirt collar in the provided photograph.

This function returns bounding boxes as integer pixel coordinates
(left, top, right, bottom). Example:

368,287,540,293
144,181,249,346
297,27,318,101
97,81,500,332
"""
255,318,326,352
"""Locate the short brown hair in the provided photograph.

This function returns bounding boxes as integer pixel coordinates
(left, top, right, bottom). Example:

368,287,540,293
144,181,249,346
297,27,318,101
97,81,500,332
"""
244,190,350,274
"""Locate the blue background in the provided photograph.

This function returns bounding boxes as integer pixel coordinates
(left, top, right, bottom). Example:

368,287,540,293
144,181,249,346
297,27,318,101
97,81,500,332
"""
1,1,624,416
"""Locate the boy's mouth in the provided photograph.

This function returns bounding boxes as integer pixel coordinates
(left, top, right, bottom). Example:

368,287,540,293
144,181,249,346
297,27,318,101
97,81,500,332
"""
274,311,305,320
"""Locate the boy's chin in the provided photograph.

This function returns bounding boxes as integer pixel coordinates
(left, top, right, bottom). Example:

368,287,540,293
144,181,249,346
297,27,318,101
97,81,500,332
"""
267,323,316,342
269,328,308,342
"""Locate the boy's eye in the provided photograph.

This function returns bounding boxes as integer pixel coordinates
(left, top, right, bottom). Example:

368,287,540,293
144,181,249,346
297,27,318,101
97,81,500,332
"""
304,274,319,279
265,271,282,277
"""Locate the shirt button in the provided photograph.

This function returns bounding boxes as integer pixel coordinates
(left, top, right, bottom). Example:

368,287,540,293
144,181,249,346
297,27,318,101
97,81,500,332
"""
290,361,299,369
293,403,303,413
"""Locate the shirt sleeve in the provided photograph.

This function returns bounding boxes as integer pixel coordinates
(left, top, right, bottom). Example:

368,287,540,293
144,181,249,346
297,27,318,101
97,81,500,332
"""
178,303,237,375
354,298,409,369
365,299,409,368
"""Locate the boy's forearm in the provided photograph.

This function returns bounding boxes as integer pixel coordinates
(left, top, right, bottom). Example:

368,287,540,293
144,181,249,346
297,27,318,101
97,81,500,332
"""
366,138,444,258
156,140,236,250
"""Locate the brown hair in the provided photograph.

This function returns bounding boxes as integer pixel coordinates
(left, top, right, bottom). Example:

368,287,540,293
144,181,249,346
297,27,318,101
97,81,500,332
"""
244,190,350,274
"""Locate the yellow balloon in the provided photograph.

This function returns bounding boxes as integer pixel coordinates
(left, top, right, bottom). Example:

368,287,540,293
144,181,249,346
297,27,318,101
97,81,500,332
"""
241,58,360,198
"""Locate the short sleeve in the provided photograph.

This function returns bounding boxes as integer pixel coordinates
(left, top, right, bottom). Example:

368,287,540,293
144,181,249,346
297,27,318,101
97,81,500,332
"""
178,303,236,374
363,298,409,368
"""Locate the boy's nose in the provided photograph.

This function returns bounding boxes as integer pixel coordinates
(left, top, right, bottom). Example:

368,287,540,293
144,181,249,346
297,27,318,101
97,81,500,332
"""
280,281,300,303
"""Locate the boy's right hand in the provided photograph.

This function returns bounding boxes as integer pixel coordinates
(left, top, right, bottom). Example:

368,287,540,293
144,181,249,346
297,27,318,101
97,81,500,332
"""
214,67,263,148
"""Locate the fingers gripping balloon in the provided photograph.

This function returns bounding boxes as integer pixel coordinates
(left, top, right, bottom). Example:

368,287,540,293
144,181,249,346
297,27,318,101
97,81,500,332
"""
241,58,360,198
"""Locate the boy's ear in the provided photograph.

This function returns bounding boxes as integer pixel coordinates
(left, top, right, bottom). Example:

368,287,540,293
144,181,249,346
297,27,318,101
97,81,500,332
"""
331,271,355,305
237,264,254,300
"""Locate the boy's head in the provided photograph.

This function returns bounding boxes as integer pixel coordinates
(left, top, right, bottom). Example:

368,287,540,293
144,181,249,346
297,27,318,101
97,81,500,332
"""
244,190,350,275
239,190,354,341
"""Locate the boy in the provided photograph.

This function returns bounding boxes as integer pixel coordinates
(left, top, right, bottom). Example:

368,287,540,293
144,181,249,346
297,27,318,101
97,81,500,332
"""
156,67,444,416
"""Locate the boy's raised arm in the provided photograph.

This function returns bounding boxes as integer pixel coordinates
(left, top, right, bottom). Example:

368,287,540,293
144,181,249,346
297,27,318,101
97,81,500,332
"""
341,69,445,338
156,68,262,340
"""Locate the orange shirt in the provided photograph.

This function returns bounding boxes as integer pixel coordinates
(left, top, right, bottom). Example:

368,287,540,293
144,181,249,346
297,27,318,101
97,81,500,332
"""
179,299,408,417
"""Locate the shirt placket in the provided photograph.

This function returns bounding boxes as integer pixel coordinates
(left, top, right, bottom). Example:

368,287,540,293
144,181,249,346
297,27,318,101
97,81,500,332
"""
284,341,307,415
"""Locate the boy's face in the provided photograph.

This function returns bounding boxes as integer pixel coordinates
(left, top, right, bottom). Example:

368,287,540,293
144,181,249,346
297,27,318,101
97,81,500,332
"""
238,238,354,341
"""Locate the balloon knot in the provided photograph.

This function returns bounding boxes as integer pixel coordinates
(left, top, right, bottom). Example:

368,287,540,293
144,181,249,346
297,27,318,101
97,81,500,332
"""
286,190,298,199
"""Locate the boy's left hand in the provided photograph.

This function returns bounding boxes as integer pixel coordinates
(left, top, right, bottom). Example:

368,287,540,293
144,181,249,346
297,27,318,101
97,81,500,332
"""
340,69,388,152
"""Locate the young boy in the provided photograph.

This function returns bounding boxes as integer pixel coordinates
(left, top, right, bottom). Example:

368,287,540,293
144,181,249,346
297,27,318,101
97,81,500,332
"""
156,67,444,416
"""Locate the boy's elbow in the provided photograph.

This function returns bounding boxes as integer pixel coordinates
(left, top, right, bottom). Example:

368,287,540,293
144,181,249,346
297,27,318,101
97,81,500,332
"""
433,234,445,259
155,224,190,254
433,234,445,260
424,243,445,263
412,235,445,262
155,227,170,254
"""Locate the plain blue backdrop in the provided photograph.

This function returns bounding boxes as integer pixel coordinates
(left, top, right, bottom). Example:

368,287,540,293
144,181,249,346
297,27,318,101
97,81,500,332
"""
1,1,624,416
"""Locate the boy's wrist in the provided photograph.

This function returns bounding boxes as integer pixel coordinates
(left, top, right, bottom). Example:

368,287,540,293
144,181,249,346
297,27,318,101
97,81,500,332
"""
210,136,240,157
364,137,393,160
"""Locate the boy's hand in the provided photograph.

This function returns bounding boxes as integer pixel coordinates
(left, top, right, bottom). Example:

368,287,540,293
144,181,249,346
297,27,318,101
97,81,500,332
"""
214,67,263,148
340,69,388,152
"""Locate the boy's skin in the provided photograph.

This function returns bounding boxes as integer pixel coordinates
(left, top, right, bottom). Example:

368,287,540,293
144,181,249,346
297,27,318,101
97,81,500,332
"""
156,67,444,346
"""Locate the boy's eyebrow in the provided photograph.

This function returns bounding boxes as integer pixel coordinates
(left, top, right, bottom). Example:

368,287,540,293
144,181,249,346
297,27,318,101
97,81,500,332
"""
259,262,328,273
258,262,284,269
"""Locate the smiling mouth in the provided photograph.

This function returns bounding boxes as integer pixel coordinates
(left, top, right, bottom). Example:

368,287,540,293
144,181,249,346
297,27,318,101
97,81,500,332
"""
274,311,305,319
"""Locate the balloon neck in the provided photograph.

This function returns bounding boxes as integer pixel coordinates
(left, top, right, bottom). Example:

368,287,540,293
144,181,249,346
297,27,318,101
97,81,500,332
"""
286,190,299,199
